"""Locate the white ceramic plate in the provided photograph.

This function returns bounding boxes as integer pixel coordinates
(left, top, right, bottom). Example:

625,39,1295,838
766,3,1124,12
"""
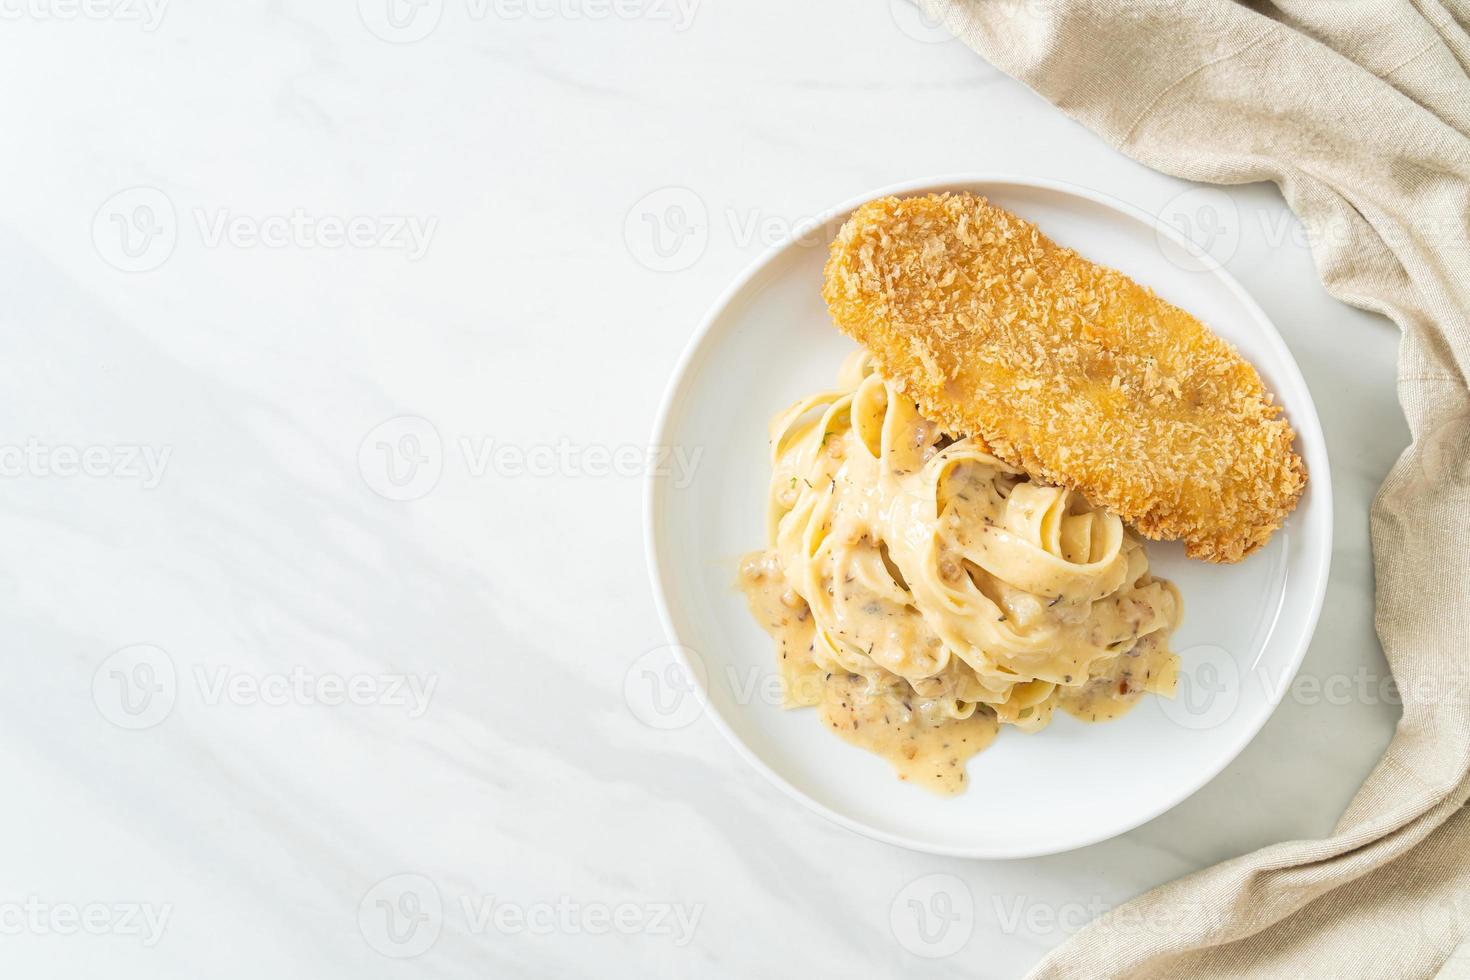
645,175,1331,858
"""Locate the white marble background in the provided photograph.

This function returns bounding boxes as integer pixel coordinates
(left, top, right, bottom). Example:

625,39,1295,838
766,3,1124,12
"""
0,0,1408,976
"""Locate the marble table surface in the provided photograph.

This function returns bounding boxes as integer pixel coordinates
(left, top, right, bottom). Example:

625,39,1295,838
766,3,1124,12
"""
0,1,1408,976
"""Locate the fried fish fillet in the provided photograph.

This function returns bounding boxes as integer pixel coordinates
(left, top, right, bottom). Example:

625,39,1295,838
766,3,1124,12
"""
822,192,1306,563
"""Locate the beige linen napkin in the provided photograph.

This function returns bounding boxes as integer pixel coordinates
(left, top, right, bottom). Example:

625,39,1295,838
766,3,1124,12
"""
917,0,1470,976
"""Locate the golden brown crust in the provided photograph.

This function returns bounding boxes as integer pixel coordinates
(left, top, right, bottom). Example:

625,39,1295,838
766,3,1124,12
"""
821,192,1306,563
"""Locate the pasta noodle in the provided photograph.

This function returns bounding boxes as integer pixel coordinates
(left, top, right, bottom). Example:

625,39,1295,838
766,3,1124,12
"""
739,351,1183,793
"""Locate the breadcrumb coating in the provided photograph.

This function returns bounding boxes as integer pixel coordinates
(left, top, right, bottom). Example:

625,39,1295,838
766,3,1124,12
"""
822,192,1306,563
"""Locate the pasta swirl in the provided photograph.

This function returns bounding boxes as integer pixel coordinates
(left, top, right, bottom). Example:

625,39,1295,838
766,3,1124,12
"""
740,351,1182,793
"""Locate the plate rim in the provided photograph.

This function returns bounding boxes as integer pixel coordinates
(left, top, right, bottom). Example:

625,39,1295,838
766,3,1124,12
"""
643,172,1334,858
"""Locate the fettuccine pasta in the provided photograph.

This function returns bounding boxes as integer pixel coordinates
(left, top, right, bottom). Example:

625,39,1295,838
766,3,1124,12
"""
739,351,1183,793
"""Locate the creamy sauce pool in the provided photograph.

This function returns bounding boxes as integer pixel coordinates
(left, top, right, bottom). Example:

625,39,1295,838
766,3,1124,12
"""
740,552,997,792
